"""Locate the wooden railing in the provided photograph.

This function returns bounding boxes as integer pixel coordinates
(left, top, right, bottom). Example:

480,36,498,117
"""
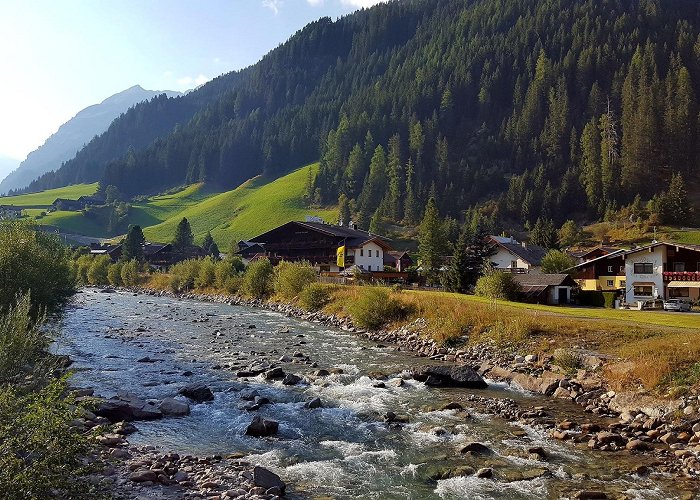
663,271,700,282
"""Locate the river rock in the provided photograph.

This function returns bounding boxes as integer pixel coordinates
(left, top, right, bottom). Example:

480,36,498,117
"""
305,397,323,409
178,383,214,402
158,397,190,416
129,470,158,482
253,466,286,494
95,397,163,422
573,492,608,500
475,467,493,478
412,365,487,389
264,367,285,380
282,373,302,385
459,442,492,455
245,416,279,437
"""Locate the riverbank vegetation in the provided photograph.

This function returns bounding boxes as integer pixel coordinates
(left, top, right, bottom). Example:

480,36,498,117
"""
139,256,700,394
0,221,97,498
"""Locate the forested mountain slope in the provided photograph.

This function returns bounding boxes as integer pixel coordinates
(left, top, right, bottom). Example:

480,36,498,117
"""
27,0,700,229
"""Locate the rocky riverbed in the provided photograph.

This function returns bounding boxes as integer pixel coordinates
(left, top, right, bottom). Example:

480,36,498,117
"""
56,289,700,499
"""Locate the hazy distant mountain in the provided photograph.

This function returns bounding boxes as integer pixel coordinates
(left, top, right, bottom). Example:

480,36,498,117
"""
0,154,19,186
0,85,182,194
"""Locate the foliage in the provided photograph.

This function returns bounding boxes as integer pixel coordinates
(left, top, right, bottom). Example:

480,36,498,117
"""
168,259,201,292
201,231,219,258
540,249,577,274
658,173,693,225
417,197,447,283
214,259,241,289
0,377,92,499
474,269,521,301
242,258,274,299
273,261,317,300
195,256,217,289
530,218,557,249
299,283,333,311
557,220,581,247
347,287,404,329
86,255,111,285
578,290,618,309
120,259,140,287
173,217,194,249
0,221,74,314
107,262,123,286
122,225,145,261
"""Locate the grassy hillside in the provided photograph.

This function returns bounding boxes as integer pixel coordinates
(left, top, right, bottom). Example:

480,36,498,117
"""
143,163,337,247
0,183,98,207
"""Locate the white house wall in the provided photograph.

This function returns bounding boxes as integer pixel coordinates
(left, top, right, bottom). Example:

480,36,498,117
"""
624,246,666,303
352,241,385,272
491,247,539,272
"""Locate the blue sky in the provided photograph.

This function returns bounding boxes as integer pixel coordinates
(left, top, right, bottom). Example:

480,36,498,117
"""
0,0,385,161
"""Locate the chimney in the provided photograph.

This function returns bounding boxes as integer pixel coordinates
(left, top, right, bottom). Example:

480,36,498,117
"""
521,241,527,249
338,219,343,227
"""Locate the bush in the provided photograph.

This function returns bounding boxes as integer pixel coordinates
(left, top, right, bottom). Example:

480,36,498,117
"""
242,259,274,299
87,255,111,285
107,262,123,286
224,276,244,294
348,287,403,329
195,256,216,289
474,271,521,301
273,261,317,300
0,377,92,499
120,259,140,287
73,255,92,286
299,283,332,311
578,291,618,308
168,259,201,291
0,221,74,314
214,259,239,289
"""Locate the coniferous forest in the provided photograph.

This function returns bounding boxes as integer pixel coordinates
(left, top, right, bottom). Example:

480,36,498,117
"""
24,0,700,228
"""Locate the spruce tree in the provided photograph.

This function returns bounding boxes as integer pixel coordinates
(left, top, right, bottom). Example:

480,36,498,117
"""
202,231,219,258
173,217,194,250
337,193,351,226
418,197,447,284
122,225,145,261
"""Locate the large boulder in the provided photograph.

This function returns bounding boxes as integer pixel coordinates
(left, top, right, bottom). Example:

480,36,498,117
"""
178,383,214,403
412,365,487,389
95,396,163,422
253,466,286,494
245,416,279,437
158,397,190,416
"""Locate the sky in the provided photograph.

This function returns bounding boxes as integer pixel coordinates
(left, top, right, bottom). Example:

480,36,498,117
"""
0,0,386,162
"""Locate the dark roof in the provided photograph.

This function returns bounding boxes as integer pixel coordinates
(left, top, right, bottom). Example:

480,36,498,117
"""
566,249,625,271
569,246,622,259
494,241,548,266
0,205,22,211
251,221,392,250
512,273,577,288
623,241,700,256
143,242,172,255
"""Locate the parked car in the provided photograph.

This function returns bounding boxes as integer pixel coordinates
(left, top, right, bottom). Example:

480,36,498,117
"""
663,299,691,312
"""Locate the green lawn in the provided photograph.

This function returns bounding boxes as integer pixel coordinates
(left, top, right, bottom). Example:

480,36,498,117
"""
143,163,337,247
411,290,700,330
36,211,107,236
0,183,98,207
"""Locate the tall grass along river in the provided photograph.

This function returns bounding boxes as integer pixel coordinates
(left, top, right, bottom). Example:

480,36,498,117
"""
56,290,688,499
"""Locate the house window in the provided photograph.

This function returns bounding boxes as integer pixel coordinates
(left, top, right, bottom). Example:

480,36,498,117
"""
359,264,364,269
607,266,613,273
620,280,626,288
669,287,690,298
606,280,614,287
511,260,518,269
360,249,364,257
633,263,653,274
368,249,372,257
633,285,653,297
673,262,685,272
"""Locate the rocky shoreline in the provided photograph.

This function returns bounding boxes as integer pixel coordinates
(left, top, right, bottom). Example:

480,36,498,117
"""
119,286,700,486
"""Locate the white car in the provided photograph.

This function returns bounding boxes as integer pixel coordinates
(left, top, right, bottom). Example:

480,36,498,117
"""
663,299,691,312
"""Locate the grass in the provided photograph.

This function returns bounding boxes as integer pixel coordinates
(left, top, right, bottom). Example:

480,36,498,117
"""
0,183,98,207
143,163,336,246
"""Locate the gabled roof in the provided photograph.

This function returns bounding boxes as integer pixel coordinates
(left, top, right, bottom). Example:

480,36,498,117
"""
0,205,22,211
490,237,548,266
623,241,700,256
143,242,172,255
251,221,392,250
566,249,626,271
512,273,577,288
569,245,622,259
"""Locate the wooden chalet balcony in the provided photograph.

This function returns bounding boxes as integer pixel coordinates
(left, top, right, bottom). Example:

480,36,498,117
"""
663,271,700,282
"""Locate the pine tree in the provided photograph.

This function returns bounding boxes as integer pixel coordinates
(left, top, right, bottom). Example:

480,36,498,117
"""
337,193,351,226
418,197,447,284
386,134,403,221
202,231,219,258
580,118,602,212
403,159,420,224
173,217,194,250
660,172,691,224
443,230,470,293
530,217,557,248
122,225,145,261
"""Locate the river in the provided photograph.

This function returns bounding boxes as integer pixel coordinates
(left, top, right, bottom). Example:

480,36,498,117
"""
54,290,687,499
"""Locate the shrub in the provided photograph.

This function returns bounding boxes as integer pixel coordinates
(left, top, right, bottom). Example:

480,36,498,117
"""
348,287,403,329
578,291,618,308
242,259,274,299
474,271,521,301
553,348,584,373
0,377,92,499
224,276,244,294
120,259,140,287
215,259,239,289
107,262,123,286
87,255,111,285
73,255,92,286
195,257,216,289
0,221,74,314
168,259,200,291
273,261,317,300
299,283,332,311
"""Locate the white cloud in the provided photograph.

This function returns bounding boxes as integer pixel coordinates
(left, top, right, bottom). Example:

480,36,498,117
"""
176,74,210,89
340,0,387,7
306,0,324,5
262,0,283,15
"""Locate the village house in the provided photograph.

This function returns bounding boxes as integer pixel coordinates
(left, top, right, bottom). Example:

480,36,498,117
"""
383,250,413,272
0,205,23,220
244,219,393,274
512,273,577,305
568,245,623,264
622,242,700,304
568,249,626,292
488,235,547,274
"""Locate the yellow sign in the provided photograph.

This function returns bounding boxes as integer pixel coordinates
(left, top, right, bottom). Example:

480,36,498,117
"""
336,245,345,268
